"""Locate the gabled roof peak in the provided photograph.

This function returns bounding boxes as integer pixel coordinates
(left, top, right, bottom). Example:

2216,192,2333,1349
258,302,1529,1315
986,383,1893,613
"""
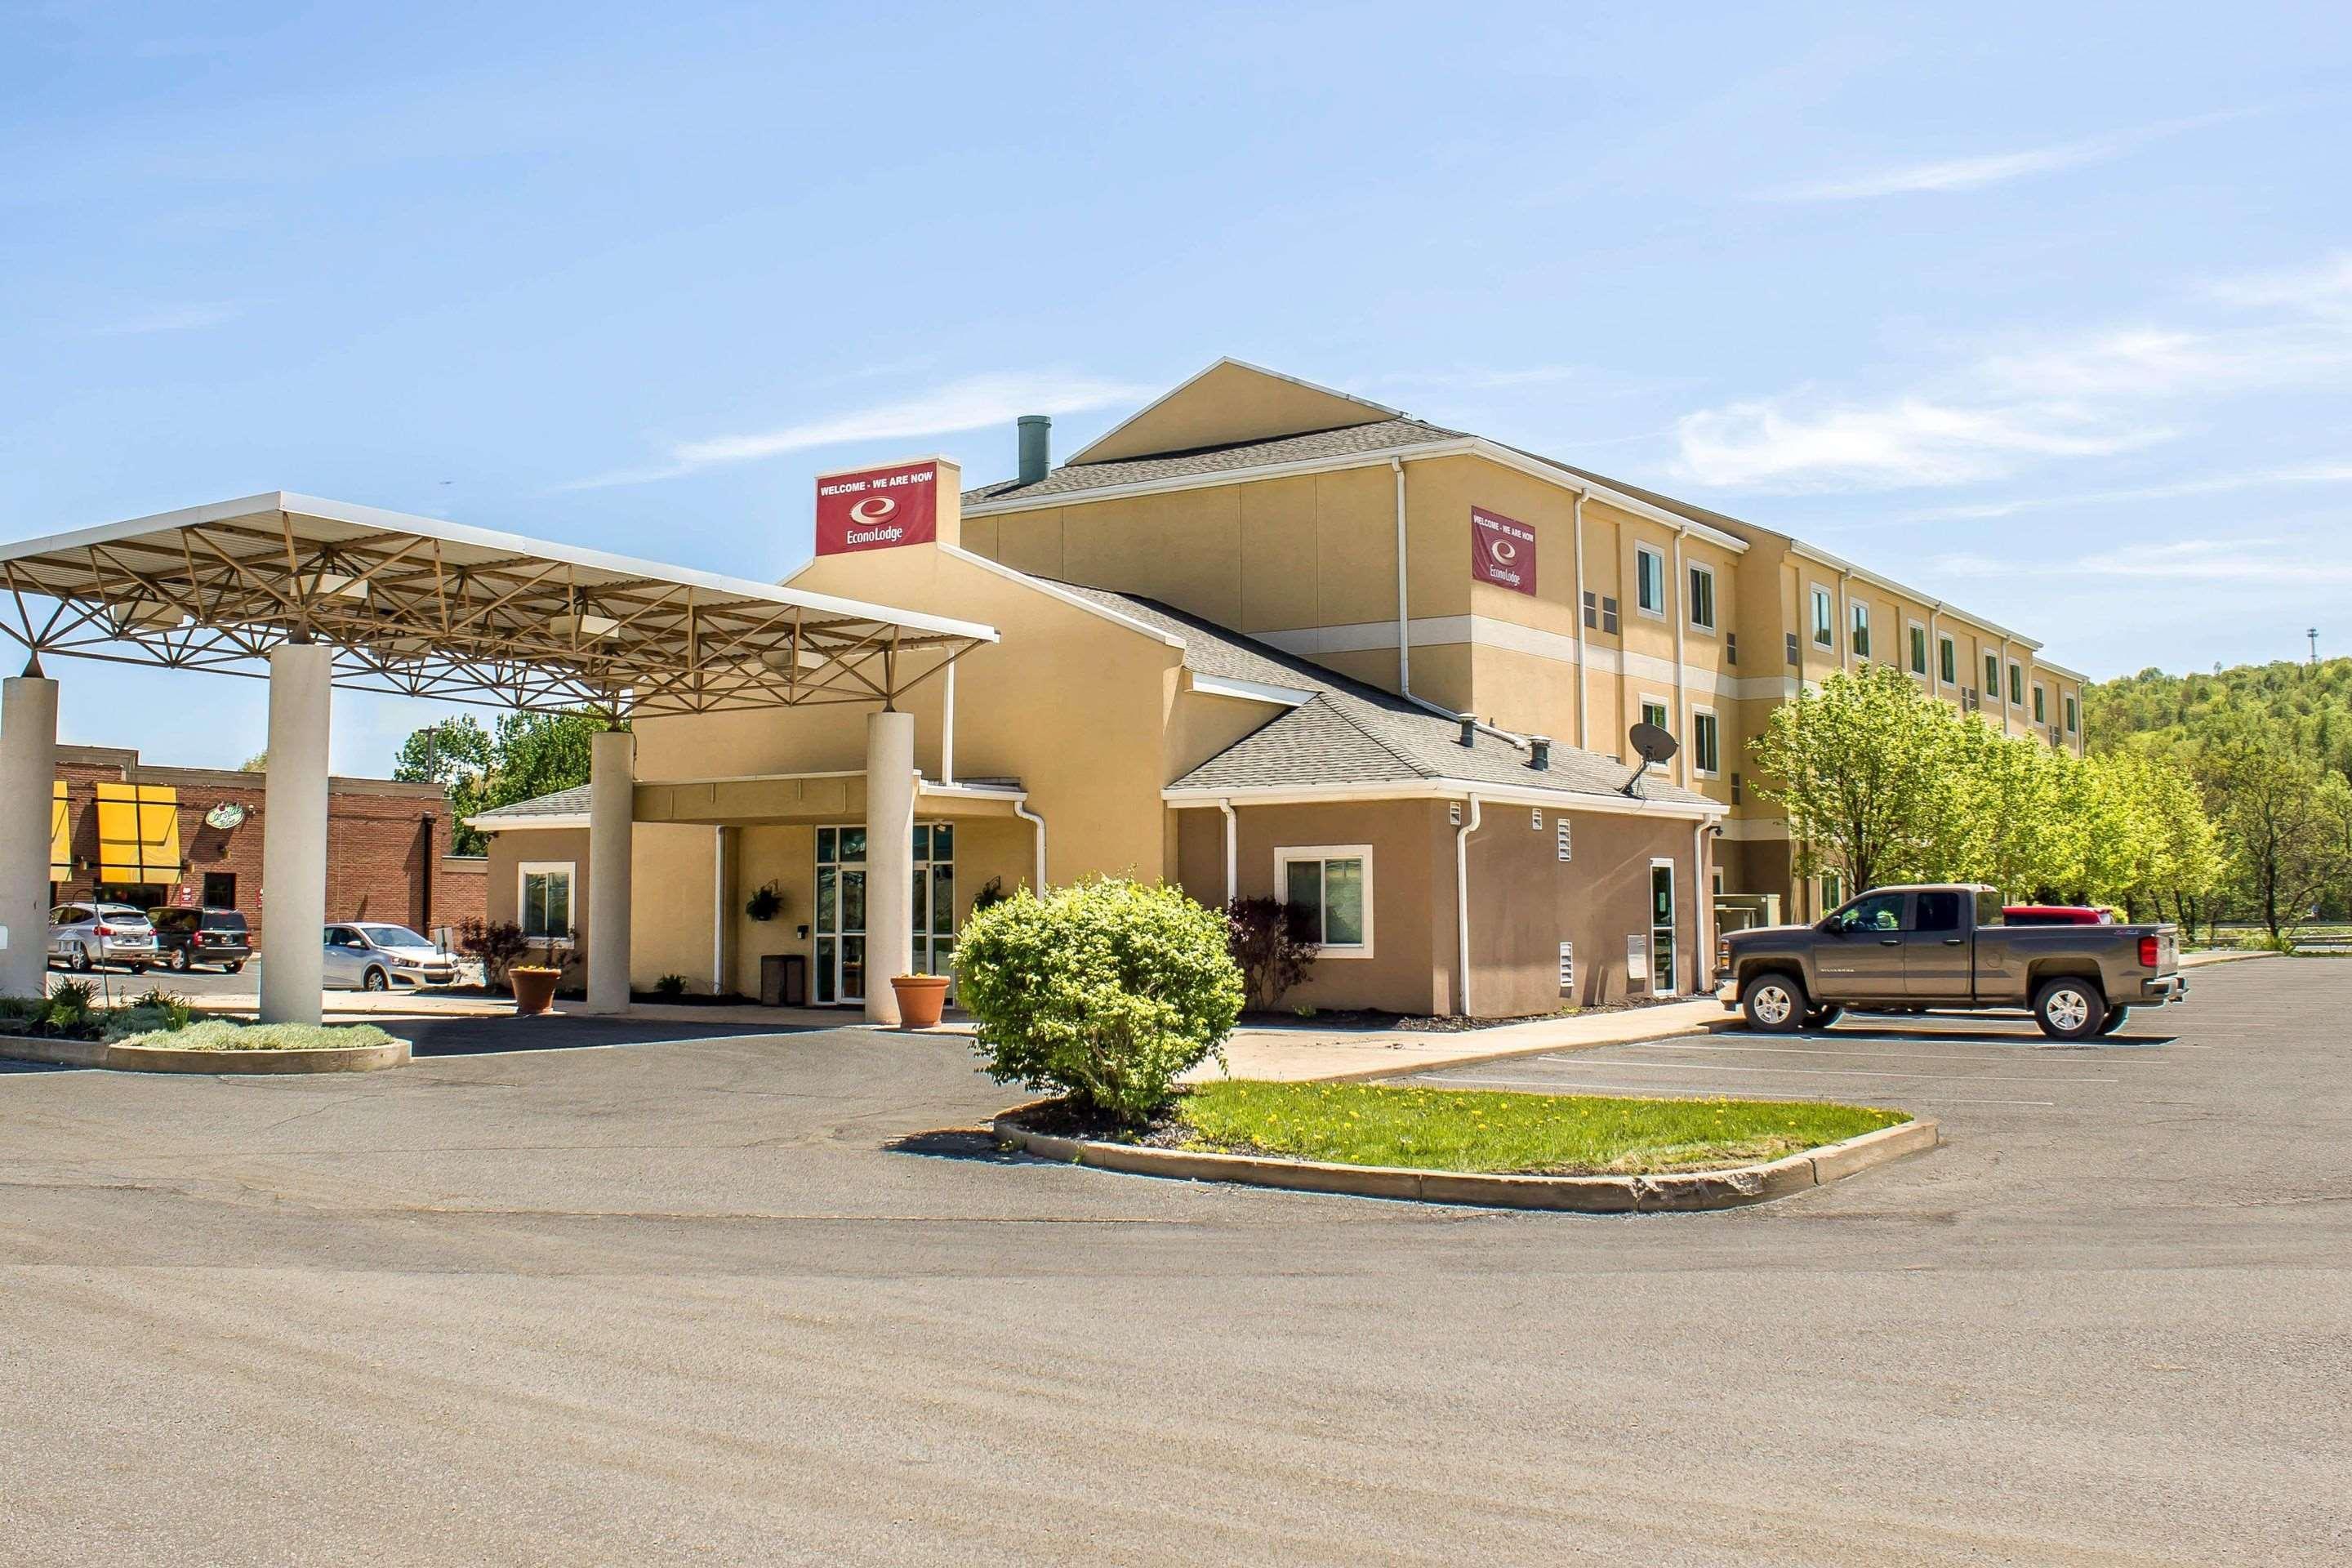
1066,359,1405,466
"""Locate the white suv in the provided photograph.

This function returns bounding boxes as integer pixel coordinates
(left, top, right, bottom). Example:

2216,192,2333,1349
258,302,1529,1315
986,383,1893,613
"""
49,904,159,973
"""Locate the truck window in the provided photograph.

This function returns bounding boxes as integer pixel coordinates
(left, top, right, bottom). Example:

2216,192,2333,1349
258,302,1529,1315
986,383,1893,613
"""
1915,891,1964,932
1833,893,1906,933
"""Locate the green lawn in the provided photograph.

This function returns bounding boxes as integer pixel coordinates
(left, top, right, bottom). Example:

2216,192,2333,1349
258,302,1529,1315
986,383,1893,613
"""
1174,1080,1909,1176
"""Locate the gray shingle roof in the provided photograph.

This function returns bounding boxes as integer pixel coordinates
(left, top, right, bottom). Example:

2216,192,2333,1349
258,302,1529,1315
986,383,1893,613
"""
469,784,592,822
1051,583,1715,809
964,417,1462,506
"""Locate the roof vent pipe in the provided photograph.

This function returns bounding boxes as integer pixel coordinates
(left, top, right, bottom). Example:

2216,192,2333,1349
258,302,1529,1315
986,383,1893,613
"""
1458,717,1477,748
1017,416,1051,486
1528,736,1551,771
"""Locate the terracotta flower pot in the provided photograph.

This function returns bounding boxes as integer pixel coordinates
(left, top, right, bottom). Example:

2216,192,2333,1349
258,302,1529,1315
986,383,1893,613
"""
889,974,949,1030
509,966,561,1017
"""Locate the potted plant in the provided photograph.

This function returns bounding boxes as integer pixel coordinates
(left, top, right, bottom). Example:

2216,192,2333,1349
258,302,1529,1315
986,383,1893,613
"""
889,971,950,1030
509,930,570,1017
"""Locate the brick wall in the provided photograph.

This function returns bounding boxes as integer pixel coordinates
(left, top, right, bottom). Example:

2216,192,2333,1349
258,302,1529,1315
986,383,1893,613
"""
50,746,467,941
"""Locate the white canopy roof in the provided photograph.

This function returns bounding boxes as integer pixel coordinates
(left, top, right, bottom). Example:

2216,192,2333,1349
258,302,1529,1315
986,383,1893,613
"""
0,492,995,715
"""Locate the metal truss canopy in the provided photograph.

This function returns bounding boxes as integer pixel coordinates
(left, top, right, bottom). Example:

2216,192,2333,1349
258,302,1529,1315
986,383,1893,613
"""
0,492,996,715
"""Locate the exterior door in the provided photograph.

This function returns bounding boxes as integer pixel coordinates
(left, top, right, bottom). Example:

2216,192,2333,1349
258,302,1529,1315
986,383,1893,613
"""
813,826,867,1006
323,924,362,987
1814,891,1907,998
1649,862,1678,996
1904,888,1974,1000
910,823,956,996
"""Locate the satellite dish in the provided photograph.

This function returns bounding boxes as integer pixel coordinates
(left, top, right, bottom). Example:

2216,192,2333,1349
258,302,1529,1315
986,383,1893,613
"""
1621,722,1679,797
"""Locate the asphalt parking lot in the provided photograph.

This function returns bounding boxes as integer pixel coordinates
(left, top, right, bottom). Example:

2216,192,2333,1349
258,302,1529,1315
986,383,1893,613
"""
1,958,2344,1566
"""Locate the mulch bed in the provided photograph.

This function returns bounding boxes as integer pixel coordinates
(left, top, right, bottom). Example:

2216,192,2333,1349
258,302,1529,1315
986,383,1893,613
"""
1001,1096,1196,1149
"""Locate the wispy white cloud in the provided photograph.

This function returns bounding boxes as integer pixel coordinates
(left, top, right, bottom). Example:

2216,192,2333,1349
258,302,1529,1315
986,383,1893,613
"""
1669,394,2165,490
89,302,240,336
1933,536,2352,586
1895,461,2352,521
561,371,1151,491
1976,324,2352,399
2205,251,2352,318
1757,113,2239,202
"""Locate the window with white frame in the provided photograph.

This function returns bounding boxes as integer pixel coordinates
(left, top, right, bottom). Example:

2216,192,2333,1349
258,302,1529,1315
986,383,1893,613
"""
1811,586,1834,648
1940,633,1958,685
1687,564,1716,631
1639,698,1670,768
1692,708,1720,775
1635,546,1666,616
2065,693,2079,734
2033,683,2047,723
1909,621,1928,676
1851,600,1872,660
2009,661,2025,706
1275,846,1371,956
519,862,575,940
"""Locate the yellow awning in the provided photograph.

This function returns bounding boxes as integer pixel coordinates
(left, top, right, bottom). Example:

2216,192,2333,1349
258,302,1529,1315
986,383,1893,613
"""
51,781,69,881
95,782,181,883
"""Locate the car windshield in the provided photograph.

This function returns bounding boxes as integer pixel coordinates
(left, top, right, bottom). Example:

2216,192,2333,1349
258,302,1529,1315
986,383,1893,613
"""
354,924,433,949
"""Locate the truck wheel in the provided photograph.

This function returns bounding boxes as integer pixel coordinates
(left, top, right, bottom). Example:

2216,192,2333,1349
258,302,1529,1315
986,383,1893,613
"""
2096,1006,2128,1036
1741,972,1806,1033
2034,978,2105,1040
1805,1003,1845,1030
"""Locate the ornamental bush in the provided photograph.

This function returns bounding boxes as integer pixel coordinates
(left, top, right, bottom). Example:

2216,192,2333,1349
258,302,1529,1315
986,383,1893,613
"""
955,877,1244,1124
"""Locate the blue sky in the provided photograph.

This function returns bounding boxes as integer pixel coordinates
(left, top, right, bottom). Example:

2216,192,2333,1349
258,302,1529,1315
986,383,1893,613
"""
3,2,2348,773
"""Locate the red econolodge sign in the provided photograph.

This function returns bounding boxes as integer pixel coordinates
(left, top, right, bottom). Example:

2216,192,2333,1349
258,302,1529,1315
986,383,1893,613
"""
815,461,940,555
1470,506,1536,595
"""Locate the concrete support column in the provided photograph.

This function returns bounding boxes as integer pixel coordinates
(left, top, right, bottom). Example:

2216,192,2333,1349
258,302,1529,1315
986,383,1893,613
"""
864,710,915,1024
0,671,60,998
260,643,332,1025
584,728,635,1015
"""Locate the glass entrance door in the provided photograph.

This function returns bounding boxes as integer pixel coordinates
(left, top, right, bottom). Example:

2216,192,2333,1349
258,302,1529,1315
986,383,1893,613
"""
814,826,866,1006
1650,861,1678,996
814,822,955,1006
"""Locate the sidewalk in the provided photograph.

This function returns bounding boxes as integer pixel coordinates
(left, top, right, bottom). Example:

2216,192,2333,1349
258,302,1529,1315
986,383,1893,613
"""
1187,998,1729,1085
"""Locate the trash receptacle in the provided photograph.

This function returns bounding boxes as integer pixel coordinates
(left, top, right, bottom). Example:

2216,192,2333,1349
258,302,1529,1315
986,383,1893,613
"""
759,953,808,1008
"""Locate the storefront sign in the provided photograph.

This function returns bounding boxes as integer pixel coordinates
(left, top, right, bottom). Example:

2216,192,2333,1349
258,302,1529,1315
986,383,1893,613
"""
1470,506,1535,595
815,461,941,555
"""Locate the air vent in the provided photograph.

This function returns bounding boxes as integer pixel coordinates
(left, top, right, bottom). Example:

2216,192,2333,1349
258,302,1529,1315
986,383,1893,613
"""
1557,941,1575,993
1581,591,1597,629
1556,818,1572,861
1785,632,1799,666
1601,597,1619,635
1726,630,1738,665
1731,771,1743,805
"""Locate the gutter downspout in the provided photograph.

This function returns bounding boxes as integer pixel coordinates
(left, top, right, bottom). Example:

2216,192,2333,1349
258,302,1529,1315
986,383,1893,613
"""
1454,795,1482,1018
1218,798,1237,906
941,662,956,786
713,826,727,996
1394,454,1530,751
1694,818,1710,996
1671,531,1689,787
1013,799,1047,892
1573,493,1589,751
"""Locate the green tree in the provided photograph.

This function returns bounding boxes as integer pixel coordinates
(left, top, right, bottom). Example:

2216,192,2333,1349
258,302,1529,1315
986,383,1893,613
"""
2208,737,2336,943
393,710,625,855
1748,665,1962,894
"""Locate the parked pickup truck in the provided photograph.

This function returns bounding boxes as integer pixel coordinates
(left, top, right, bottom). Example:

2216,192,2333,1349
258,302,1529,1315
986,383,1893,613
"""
1717,884,2186,1040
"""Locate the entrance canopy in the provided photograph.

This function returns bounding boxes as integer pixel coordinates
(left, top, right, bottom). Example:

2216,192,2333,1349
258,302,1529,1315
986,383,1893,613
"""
0,492,995,715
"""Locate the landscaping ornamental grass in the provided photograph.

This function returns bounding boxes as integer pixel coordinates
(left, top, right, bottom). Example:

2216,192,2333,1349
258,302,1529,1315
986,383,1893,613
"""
0,990,391,1053
1173,1081,1909,1176
113,1019,395,1054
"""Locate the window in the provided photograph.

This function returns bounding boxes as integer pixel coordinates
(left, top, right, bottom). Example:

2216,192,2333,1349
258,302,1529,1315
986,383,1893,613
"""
1811,586,1834,648
1639,699,1670,768
1939,634,1958,685
1833,893,1905,933
1649,861,1678,995
1914,889,1965,932
1985,651,2000,696
1687,564,1716,631
2065,693,2079,734
1851,601,1872,660
1909,622,1928,676
1276,846,1371,956
1635,546,1665,616
1692,709,1720,775
201,871,237,908
2008,661,2025,707
1820,868,1845,911
2032,684,2047,724
519,862,575,940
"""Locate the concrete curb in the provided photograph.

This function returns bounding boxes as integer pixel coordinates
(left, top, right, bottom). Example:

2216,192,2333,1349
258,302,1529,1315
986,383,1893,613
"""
0,1032,410,1074
991,1106,1939,1214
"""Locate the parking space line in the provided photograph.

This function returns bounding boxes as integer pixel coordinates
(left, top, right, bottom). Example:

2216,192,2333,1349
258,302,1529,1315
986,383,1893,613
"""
1430,1061,2118,1084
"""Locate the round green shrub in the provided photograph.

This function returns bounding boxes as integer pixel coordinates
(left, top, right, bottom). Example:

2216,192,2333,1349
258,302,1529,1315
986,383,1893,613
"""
954,877,1243,1124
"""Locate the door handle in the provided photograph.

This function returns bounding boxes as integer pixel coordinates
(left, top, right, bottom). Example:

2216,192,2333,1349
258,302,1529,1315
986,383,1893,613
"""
1943,938,1964,946
1879,938,1900,946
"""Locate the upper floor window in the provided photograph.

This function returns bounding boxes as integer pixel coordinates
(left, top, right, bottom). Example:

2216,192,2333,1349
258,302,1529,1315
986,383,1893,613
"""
1851,601,1872,660
1692,710,1721,775
2008,661,2025,706
1687,564,1716,631
1939,634,1958,685
2065,693,2079,734
1635,546,1666,616
1811,587,1834,648
2032,684,2047,723
1909,623,1928,676
1984,651,2000,694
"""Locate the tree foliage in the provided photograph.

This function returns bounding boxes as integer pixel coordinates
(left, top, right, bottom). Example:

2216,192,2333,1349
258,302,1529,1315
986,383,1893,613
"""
394,710,624,853
956,878,1244,1124
1225,896,1319,1011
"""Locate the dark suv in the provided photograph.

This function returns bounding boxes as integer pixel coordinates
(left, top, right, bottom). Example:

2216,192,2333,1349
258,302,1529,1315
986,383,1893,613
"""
148,906,252,973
